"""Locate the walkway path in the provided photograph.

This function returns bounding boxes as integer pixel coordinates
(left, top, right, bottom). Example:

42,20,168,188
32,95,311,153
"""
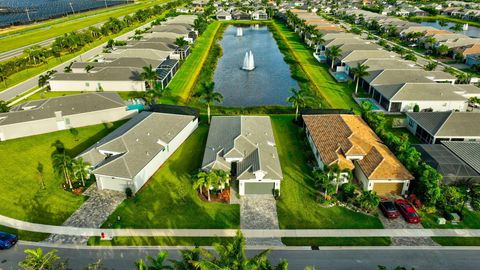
43,186,125,245
240,195,284,246
2,212,480,238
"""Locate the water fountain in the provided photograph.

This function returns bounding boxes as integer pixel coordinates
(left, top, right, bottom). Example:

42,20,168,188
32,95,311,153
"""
242,50,255,71
236,27,243,37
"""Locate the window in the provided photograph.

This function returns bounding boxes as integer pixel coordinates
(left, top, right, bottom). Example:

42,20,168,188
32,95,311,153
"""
64,118,70,125
408,119,415,128
85,82,90,87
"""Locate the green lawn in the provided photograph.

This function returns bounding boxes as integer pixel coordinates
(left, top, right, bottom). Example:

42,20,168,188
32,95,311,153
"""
282,237,391,246
0,0,171,53
168,21,221,102
383,115,420,144
102,123,240,229
271,115,383,229
421,210,480,229
88,236,233,246
432,237,480,246
0,121,125,224
0,225,50,242
272,21,361,112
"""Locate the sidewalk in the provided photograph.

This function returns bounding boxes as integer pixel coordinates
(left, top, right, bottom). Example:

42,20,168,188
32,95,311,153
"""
2,213,480,238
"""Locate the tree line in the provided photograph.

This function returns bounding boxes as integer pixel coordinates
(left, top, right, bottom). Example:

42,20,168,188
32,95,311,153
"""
0,0,192,88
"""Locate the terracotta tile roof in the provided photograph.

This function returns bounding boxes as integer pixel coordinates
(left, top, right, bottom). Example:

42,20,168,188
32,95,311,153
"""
424,29,453,36
303,114,414,181
461,43,480,55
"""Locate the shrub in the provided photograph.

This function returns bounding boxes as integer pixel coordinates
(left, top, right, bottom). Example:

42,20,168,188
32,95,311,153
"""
125,187,133,198
274,189,280,199
340,182,356,201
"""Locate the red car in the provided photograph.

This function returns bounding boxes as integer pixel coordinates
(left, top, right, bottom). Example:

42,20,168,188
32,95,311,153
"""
379,200,400,219
395,199,421,224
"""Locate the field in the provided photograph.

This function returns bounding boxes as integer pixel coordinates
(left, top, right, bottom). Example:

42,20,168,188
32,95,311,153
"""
0,0,172,53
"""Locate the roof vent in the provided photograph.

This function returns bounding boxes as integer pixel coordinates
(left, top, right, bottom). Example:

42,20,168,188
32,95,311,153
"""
136,138,139,142
147,132,150,136
146,152,150,156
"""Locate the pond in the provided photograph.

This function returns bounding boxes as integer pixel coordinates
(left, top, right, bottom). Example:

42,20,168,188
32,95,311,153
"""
419,20,480,38
213,25,299,107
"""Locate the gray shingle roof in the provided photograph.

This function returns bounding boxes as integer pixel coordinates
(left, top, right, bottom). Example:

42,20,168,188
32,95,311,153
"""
0,93,125,126
391,83,467,101
78,111,196,179
201,116,283,181
442,141,480,174
406,111,452,136
51,67,143,81
71,58,162,70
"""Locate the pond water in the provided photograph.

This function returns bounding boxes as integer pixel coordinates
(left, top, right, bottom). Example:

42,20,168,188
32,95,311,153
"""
213,25,299,107
0,0,126,27
419,20,480,38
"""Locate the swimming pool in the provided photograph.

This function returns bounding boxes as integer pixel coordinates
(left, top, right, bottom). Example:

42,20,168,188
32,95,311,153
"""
334,72,348,81
357,98,381,110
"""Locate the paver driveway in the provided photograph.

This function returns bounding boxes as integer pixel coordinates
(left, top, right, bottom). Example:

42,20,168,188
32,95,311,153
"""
240,195,284,246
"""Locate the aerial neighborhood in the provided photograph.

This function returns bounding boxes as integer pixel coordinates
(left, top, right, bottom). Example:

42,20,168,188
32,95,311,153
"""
1,0,480,269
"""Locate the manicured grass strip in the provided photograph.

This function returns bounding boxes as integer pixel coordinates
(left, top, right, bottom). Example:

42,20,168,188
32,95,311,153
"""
0,225,50,242
102,123,240,229
88,236,234,246
271,115,383,229
271,21,361,112
0,0,171,53
0,121,126,224
168,21,222,102
282,237,391,246
421,210,480,229
432,237,480,246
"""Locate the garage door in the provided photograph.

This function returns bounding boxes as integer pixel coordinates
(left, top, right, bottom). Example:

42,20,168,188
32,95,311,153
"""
244,182,275,195
373,182,404,196
98,177,130,192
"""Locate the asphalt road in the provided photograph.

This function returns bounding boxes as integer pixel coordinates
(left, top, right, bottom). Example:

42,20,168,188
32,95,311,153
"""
1,243,480,270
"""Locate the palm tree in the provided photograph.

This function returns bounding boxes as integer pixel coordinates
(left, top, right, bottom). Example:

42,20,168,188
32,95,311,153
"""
357,190,380,212
84,65,95,73
52,152,74,189
286,88,309,120
18,248,60,270
195,82,223,124
171,247,202,270
174,37,189,48
145,251,173,270
140,65,158,89
64,62,74,73
37,162,46,189
213,169,230,193
350,63,370,95
72,158,90,187
0,100,9,113
38,74,50,88
193,171,209,199
313,169,334,200
456,72,471,84
326,45,342,70
424,61,438,71
143,84,168,105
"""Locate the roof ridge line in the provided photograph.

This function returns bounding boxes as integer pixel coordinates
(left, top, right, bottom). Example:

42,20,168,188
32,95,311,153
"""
435,111,455,136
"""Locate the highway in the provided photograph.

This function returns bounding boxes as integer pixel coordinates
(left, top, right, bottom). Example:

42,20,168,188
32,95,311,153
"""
1,243,480,270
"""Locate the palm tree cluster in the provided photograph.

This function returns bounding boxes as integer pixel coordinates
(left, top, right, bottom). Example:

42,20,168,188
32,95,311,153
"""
286,88,313,121
193,169,231,201
50,140,91,190
350,63,370,96
0,0,191,87
325,45,342,70
193,14,209,34
313,165,352,200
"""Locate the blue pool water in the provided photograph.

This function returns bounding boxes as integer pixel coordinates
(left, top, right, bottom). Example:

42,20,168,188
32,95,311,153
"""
127,103,144,111
357,98,380,110
334,73,347,81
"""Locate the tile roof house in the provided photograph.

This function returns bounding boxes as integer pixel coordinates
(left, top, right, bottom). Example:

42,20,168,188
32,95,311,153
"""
303,114,414,196
406,111,480,144
201,116,283,196
78,110,198,193
0,93,136,141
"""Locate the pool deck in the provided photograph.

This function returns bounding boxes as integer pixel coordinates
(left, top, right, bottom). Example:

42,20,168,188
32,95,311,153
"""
354,97,386,112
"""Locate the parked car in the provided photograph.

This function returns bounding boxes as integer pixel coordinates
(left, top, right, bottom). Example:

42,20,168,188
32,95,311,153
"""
0,231,18,250
395,199,421,224
379,200,400,219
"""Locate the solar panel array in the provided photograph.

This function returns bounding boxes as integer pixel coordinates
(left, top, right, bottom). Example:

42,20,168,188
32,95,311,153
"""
0,0,128,27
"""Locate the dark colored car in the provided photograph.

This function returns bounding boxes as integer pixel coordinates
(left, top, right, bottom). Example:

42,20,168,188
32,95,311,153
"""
0,231,18,250
395,199,421,224
379,200,400,219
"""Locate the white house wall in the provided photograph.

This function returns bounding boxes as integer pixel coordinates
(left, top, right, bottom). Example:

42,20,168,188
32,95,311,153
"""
131,118,199,193
96,174,132,192
398,100,467,112
305,128,325,169
49,80,146,92
0,107,136,141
